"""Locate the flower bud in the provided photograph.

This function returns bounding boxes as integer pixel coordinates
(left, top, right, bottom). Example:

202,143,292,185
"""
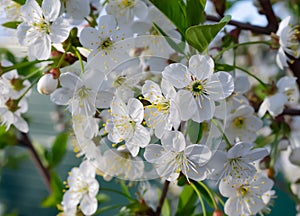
213,209,224,216
49,68,61,79
278,138,290,151
289,147,300,166
37,74,58,95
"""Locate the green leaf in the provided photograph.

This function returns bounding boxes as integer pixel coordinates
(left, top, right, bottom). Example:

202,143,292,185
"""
187,120,203,144
176,185,197,216
41,172,63,207
1,21,22,29
0,48,17,64
185,15,231,53
191,181,215,208
97,193,111,203
49,133,68,169
153,23,186,55
186,0,206,26
214,63,235,72
120,180,131,201
162,197,171,216
12,0,26,5
150,0,188,36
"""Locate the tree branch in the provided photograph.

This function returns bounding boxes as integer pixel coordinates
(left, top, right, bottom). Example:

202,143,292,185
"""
282,108,300,116
206,0,278,35
17,132,51,192
155,180,170,216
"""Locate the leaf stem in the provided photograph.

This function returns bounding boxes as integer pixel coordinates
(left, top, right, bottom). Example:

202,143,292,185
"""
16,77,40,103
190,182,206,216
74,47,85,73
57,43,72,68
214,40,271,60
100,188,136,201
2,59,53,73
211,118,231,149
235,65,268,88
197,181,218,209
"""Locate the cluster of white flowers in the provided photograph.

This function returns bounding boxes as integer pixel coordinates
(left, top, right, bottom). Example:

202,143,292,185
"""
1,0,300,215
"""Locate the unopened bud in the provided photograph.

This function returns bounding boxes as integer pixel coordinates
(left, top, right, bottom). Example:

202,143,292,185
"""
267,167,275,179
289,147,300,166
49,68,61,79
278,138,290,151
259,156,271,170
37,74,58,95
213,209,224,216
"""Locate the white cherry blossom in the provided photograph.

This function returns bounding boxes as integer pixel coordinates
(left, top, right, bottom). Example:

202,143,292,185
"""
144,131,212,181
208,142,268,181
142,79,180,138
275,16,300,69
162,54,234,123
105,96,150,157
79,15,130,60
258,76,299,117
61,160,99,216
219,174,274,216
225,104,263,143
17,0,70,60
105,0,148,24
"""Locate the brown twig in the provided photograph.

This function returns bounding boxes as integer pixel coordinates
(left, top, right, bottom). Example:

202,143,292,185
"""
206,0,278,35
282,108,300,116
18,132,51,192
155,180,170,216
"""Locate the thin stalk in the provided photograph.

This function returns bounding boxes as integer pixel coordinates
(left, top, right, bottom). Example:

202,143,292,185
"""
74,48,85,73
23,66,49,80
57,43,72,68
211,119,231,149
198,181,218,209
235,65,268,88
269,131,279,168
16,77,40,103
2,59,53,73
214,40,271,60
100,188,136,201
190,182,207,216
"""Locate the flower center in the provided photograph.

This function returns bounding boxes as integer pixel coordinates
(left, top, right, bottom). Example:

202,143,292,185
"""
77,86,91,99
238,185,249,197
187,79,208,98
5,98,19,112
33,20,50,34
101,38,113,50
113,75,126,88
233,117,245,128
122,0,134,7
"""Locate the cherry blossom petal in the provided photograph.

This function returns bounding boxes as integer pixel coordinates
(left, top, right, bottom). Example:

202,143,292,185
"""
162,63,191,88
189,54,214,80
42,0,61,21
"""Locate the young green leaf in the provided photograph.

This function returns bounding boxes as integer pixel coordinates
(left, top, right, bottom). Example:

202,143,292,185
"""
49,132,68,168
2,21,22,29
185,15,231,53
150,0,188,36
12,0,26,5
186,0,206,26
176,185,197,216
41,172,63,207
187,120,203,144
